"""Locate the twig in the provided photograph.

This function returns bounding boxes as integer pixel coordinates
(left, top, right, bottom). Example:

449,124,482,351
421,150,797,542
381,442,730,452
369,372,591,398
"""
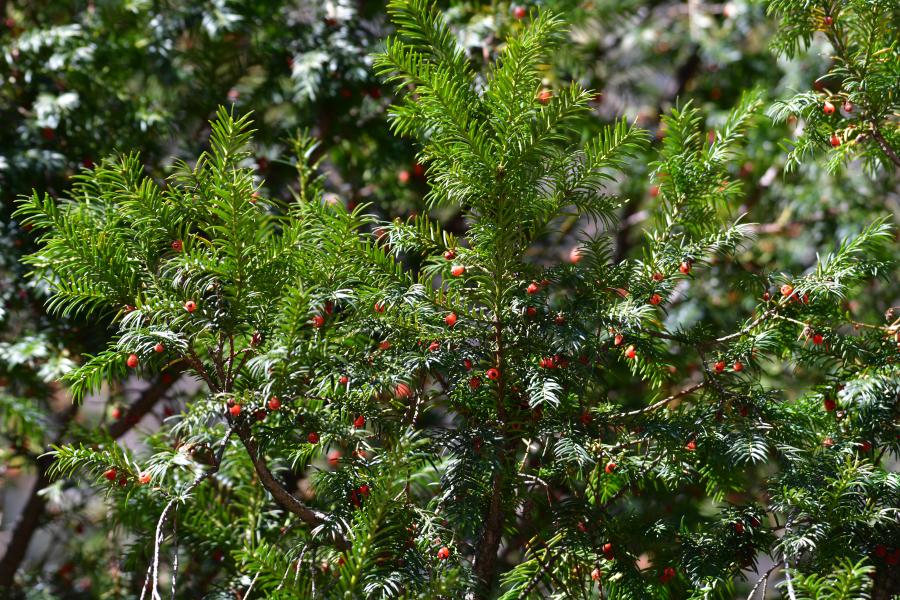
870,122,900,169
233,424,350,551
746,562,780,599
717,309,777,342
243,571,262,599
149,431,232,600
608,381,705,419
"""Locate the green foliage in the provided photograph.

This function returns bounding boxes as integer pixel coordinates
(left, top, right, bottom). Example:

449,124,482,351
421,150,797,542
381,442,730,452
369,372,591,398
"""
2,1,899,598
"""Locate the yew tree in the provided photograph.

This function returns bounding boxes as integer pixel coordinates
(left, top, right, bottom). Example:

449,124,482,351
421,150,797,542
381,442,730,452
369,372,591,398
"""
11,1,899,598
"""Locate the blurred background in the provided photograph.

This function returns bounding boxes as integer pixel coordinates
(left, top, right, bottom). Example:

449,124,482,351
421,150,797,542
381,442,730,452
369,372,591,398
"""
0,0,896,597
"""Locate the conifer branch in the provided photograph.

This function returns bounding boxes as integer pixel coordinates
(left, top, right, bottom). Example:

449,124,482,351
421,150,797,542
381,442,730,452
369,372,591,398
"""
234,424,351,551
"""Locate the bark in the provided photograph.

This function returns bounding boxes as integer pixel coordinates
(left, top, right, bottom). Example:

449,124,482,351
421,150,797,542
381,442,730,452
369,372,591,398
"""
470,470,507,598
234,425,350,552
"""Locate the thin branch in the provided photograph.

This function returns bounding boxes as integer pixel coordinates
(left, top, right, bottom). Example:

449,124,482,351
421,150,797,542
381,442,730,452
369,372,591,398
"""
233,424,350,551
717,309,777,342
608,381,705,419
746,562,780,600
147,431,232,600
870,122,900,169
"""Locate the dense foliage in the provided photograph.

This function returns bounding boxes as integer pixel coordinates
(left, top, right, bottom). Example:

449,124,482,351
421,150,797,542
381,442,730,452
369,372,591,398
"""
1,0,898,599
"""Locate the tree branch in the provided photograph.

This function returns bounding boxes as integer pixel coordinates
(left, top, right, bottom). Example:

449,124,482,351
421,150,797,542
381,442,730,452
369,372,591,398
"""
233,424,350,551
607,381,705,419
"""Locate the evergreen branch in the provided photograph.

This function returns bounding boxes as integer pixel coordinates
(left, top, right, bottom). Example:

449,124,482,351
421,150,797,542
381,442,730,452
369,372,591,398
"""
608,381,706,419
233,423,350,551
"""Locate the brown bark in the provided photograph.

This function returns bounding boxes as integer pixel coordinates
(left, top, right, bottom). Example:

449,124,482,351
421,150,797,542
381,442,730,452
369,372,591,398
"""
234,425,350,552
471,470,507,598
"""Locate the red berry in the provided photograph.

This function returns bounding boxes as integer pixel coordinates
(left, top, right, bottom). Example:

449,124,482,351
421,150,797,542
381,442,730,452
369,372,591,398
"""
823,15,833,26
649,294,662,305
569,247,582,264
525,306,537,318
412,163,424,177
311,314,325,328
512,5,527,19
184,300,197,313
679,261,692,274
307,431,320,444
823,398,836,412
398,170,410,184
254,409,267,421
733,361,744,372
154,343,165,353
118,475,127,486
328,450,342,467
763,291,771,301
443,249,456,260
428,341,440,352
379,340,391,350
358,484,370,497
354,415,366,429
734,521,744,534
554,314,566,326
875,545,888,558
649,185,660,198
103,468,117,481
823,101,835,115
605,461,617,474
624,345,636,359
463,359,473,371
580,411,592,425
714,360,726,373
660,566,676,583
591,567,601,581
126,354,139,368
111,407,122,420
486,368,500,381
526,282,539,295
653,272,664,281
812,333,824,345
887,550,900,566
450,265,465,277
229,404,242,417
602,542,613,557
268,397,281,411
860,440,872,452
780,284,794,297
614,334,624,346
171,239,183,252
823,437,834,447
395,382,412,398
830,134,841,148
437,546,450,560
537,89,552,104
41,127,55,141
374,301,386,313
469,376,482,389
139,472,151,485
842,101,853,113
685,439,697,451
339,375,349,385
444,312,457,327
324,301,334,315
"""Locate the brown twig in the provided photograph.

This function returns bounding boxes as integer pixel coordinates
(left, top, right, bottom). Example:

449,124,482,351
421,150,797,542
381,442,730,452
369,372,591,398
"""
608,381,706,420
233,424,350,551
